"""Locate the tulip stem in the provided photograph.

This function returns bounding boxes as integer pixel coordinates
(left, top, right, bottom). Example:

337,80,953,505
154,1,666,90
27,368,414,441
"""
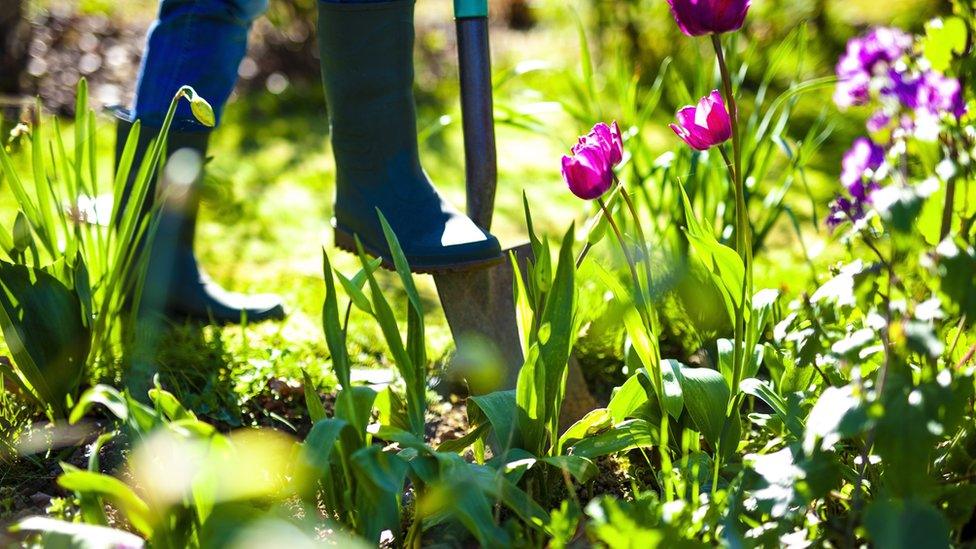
597,196,653,334
711,34,753,399
718,146,736,188
619,186,660,337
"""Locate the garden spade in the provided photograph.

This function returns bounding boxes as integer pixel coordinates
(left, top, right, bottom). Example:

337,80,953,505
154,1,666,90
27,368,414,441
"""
434,0,597,421
433,0,526,392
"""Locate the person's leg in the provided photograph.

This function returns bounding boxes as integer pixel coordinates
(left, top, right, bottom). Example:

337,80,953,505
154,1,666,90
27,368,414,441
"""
318,0,503,273
133,0,267,127
117,0,284,324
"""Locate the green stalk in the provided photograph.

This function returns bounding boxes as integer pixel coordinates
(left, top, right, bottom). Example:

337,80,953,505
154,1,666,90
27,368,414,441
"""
711,35,753,394
618,185,673,500
597,195,653,334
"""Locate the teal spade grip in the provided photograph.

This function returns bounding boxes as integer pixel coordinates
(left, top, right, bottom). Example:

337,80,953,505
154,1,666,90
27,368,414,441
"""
454,0,488,18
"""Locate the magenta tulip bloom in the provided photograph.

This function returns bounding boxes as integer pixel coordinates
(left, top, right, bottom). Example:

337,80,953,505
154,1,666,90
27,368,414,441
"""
562,122,624,200
670,90,732,151
573,121,624,167
667,0,751,37
562,143,614,200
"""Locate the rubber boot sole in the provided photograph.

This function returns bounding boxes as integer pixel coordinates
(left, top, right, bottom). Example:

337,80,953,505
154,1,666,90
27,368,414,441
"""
333,221,505,274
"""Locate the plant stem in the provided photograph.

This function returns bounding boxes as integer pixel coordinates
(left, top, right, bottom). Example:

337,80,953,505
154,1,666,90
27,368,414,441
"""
617,184,674,500
620,187,655,308
597,196,653,334
712,34,753,395
941,175,956,241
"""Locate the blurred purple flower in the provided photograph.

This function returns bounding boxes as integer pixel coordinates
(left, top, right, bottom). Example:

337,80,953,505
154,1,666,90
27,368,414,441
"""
841,137,885,191
834,72,872,109
670,90,732,151
562,145,613,200
838,27,912,77
666,0,751,37
917,71,965,118
829,137,885,229
834,27,912,108
574,122,624,167
866,111,892,132
827,196,867,229
886,69,966,117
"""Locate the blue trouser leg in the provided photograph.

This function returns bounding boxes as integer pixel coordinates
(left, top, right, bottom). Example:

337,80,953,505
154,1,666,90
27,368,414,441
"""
132,0,268,129
133,0,394,129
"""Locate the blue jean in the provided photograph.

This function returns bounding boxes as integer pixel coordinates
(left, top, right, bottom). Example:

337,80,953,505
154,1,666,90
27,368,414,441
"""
133,0,389,129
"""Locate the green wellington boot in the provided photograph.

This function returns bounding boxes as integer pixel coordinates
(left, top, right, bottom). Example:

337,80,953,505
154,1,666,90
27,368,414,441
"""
318,0,503,273
114,111,286,324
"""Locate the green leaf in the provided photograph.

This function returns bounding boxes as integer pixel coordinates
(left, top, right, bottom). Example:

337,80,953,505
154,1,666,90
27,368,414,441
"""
920,17,968,72
148,384,195,422
374,386,411,433
11,517,145,548
469,389,521,450
0,261,91,418
938,240,976,318
302,371,327,424
516,343,544,454
355,238,423,436
322,249,350,389
569,419,657,459
420,475,510,547
460,455,550,529
335,385,377,443
679,185,744,324
740,378,803,440
559,408,612,451
377,211,423,318
534,224,579,447
658,360,686,420
539,455,598,483
589,261,661,412
606,373,648,424
669,362,730,447
350,445,409,543
335,258,381,315
437,422,490,454
803,385,870,454
864,498,950,549
58,470,153,538
299,418,354,478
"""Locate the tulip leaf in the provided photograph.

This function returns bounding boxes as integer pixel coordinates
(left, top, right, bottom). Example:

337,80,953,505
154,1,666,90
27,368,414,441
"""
568,419,658,459
11,517,145,549
0,261,90,418
58,471,153,538
350,445,409,544
679,185,744,325
668,361,731,448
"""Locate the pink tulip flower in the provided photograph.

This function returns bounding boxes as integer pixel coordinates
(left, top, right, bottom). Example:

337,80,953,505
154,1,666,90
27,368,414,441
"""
669,90,732,151
562,143,614,200
573,121,624,167
666,0,752,37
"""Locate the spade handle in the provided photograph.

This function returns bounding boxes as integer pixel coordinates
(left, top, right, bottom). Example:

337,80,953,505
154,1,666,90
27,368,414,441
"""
454,0,497,231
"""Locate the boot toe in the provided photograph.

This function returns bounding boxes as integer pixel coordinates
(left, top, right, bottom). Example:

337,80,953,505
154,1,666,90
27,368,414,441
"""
334,215,503,273
166,270,287,324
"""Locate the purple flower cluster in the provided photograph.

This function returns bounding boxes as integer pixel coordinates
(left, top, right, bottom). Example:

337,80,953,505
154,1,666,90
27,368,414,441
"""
834,27,966,131
828,137,885,228
829,26,967,229
834,28,913,109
